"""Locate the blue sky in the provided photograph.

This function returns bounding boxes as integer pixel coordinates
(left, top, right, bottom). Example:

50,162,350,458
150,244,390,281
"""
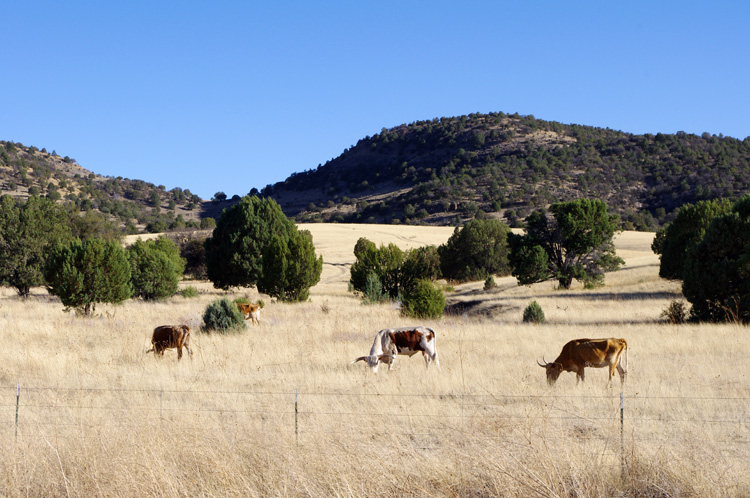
2,1,749,200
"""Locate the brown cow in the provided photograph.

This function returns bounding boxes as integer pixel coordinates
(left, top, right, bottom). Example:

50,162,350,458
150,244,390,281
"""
538,338,628,387
351,326,440,373
146,325,193,360
236,303,261,325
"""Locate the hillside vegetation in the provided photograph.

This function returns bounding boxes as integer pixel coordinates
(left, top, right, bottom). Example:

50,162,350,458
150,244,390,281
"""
0,140,214,233
5,111,750,234
264,112,750,229
2,225,748,497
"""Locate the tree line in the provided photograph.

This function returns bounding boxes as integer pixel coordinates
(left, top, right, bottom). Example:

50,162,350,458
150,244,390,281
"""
349,198,625,318
0,195,323,315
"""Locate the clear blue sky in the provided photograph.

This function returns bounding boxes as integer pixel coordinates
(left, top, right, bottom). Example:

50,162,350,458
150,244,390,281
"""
2,1,748,200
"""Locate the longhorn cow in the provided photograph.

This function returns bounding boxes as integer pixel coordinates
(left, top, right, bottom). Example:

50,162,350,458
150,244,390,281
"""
351,326,440,373
538,338,628,387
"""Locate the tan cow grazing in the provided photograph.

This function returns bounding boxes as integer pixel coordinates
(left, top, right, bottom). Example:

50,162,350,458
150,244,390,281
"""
236,303,261,325
538,338,628,387
146,325,193,360
351,326,440,373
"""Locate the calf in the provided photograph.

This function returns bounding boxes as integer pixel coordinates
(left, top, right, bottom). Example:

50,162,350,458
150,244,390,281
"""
236,302,261,325
538,338,628,387
147,325,193,360
351,326,440,373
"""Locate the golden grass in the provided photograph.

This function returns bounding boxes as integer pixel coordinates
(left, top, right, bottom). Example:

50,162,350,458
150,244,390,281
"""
1,226,748,497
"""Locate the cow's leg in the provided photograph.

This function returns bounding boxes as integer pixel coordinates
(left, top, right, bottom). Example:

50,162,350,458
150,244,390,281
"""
616,362,626,384
577,368,585,385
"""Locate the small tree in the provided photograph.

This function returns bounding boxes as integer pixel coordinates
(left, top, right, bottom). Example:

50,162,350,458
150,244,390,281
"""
400,280,445,319
653,198,732,280
681,196,750,323
523,301,545,323
438,218,511,282
362,271,388,304
128,236,186,300
205,196,296,290
484,275,496,290
202,298,247,333
509,199,623,289
45,238,132,316
349,239,405,299
0,195,74,297
400,245,441,292
257,229,322,302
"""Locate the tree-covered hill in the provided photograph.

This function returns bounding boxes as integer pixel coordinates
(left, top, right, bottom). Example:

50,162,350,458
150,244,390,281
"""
262,112,750,229
0,140,224,234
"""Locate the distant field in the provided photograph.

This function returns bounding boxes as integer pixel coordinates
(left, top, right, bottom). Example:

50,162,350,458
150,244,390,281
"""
2,225,748,497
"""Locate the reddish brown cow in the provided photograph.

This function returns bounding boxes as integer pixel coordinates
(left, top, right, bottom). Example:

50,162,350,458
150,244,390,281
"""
236,303,261,325
351,326,440,373
538,338,628,387
146,325,193,360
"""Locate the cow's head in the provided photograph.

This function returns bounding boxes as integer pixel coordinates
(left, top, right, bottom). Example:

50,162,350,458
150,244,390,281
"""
537,357,564,386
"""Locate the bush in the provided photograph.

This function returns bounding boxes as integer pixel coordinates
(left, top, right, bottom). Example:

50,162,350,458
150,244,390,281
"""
201,298,247,334
362,271,388,304
205,196,322,301
128,236,185,301
484,275,496,290
179,286,198,298
400,280,445,319
522,301,545,324
661,300,687,324
45,238,132,316
438,218,511,282
682,196,750,323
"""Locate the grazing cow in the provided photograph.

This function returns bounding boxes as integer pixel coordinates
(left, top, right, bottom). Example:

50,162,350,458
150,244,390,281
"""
538,338,628,387
351,326,440,373
236,303,261,325
146,325,193,360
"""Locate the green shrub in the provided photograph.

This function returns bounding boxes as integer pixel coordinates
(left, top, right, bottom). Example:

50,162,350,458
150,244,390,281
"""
45,237,132,316
363,271,388,304
400,280,445,319
484,275,496,290
661,300,687,324
127,236,185,301
522,300,545,324
201,298,247,334
179,286,198,298
438,218,511,282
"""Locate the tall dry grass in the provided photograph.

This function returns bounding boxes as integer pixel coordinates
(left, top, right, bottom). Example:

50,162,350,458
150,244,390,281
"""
1,226,748,497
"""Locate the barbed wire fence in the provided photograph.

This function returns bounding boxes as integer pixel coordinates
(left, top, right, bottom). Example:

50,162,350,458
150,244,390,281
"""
2,384,748,470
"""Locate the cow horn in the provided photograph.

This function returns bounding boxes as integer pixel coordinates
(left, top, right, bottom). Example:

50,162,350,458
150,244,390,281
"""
537,356,549,367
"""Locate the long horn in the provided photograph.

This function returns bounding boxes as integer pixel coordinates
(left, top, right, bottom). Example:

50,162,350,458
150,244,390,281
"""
537,356,549,367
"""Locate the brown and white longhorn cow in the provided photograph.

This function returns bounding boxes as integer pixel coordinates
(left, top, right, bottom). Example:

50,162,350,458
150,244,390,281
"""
236,303,261,325
146,325,193,360
538,338,628,387
351,326,440,373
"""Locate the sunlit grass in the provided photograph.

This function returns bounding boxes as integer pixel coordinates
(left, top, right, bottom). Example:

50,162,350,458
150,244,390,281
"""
1,227,747,497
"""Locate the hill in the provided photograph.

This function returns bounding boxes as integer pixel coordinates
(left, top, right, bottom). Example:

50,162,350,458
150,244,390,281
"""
0,140,225,233
5,111,750,234
263,112,750,229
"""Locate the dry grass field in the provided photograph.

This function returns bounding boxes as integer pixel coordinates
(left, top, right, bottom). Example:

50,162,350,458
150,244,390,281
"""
1,224,749,497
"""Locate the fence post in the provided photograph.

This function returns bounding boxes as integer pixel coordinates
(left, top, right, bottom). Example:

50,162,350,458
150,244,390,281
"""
15,383,20,440
294,389,299,444
620,391,625,481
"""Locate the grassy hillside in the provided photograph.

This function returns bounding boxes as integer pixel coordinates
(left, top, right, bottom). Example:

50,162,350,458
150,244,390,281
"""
2,224,747,497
